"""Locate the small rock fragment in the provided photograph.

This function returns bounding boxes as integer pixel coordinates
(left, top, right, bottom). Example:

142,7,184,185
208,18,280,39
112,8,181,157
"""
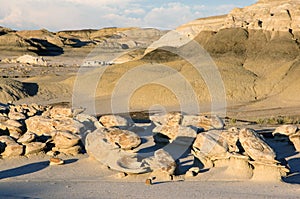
49,157,64,166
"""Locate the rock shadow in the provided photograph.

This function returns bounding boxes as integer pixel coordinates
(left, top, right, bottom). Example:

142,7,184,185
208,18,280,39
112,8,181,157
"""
23,82,39,97
0,159,78,180
0,161,49,180
283,157,300,184
26,38,64,56
66,38,94,48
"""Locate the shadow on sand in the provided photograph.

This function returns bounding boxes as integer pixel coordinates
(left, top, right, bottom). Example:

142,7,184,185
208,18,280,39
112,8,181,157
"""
0,159,78,180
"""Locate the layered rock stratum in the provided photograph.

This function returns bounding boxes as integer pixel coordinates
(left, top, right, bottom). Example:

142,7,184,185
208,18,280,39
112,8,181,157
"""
0,0,300,120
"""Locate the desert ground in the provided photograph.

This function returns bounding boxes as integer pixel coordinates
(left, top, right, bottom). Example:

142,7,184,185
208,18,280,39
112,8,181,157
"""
1,0,300,198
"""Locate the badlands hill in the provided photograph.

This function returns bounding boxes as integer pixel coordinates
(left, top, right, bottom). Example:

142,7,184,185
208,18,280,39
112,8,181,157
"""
0,0,300,120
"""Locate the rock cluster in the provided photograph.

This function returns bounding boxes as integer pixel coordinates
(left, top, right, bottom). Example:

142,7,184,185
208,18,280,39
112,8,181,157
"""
0,107,293,182
0,103,95,158
86,112,289,182
192,127,289,181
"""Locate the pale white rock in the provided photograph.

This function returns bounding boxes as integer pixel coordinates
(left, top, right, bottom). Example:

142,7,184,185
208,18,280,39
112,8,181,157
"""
251,161,289,182
52,131,81,149
25,116,55,136
24,142,46,155
86,128,150,174
104,128,141,150
52,145,81,156
273,125,298,136
150,112,183,126
99,115,133,128
219,127,240,153
49,106,73,118
52,118,84,134
182,115,224,131
16,54,47,66
239,128,277,164
289,131,300,152
192,132,229,160
152,125,196,145
17,131,36,143
4,119,23,128
8,111,26,120
144,149,176,175
0,135,23,157
0,121,23,139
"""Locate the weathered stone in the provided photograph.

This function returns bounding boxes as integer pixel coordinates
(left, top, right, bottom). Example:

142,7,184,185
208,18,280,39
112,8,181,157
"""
215,154,253,180
289,131,300,152
99,115,133,128
182,115,224,131
0,114,8,122
49,157,64,165
24,142,46,155
16,54,47,66
145,149,176,173
17,131,36,143
8,111,26,120
239,128,277,164
152,125,196,145
9,129,23,140
86,128,150,174
150,112,183,126
219,127,240,153
52,118,84,134
144,149,176,182
25,116,55,136
4,119,23,128
49,106,73,118
52,145,81,155
193,132,229,160
0,135,23,157
104,128,141,150
251,161,289,182
52,131,81,149
0,121,23,139
273,125,298,136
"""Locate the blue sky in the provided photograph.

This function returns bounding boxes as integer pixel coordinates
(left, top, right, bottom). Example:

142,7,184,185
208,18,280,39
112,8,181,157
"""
0,0,256,31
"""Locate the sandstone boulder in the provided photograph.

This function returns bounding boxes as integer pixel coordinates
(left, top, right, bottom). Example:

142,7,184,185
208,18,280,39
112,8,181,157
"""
192,132,229,168
152,125,196,145
273,125,298,136
52,118,84,134
24,142,46,155
289,131,300,152
239,128,277,164
52,131,81,149
25,116,55,136
182,115,224,131
16,54,47,66
104,128,141,150
99,115,133,128
86,128,150,174
0,135,23,157
150,112,183,126
8,110,26,120
17,131,36,144
49,106,73,118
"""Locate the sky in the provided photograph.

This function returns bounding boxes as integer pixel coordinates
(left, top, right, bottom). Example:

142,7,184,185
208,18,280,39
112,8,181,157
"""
0,0,257,31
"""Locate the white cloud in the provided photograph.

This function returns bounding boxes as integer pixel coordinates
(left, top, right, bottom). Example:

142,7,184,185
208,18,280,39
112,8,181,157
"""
0,0,255,31
143,3,195,29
